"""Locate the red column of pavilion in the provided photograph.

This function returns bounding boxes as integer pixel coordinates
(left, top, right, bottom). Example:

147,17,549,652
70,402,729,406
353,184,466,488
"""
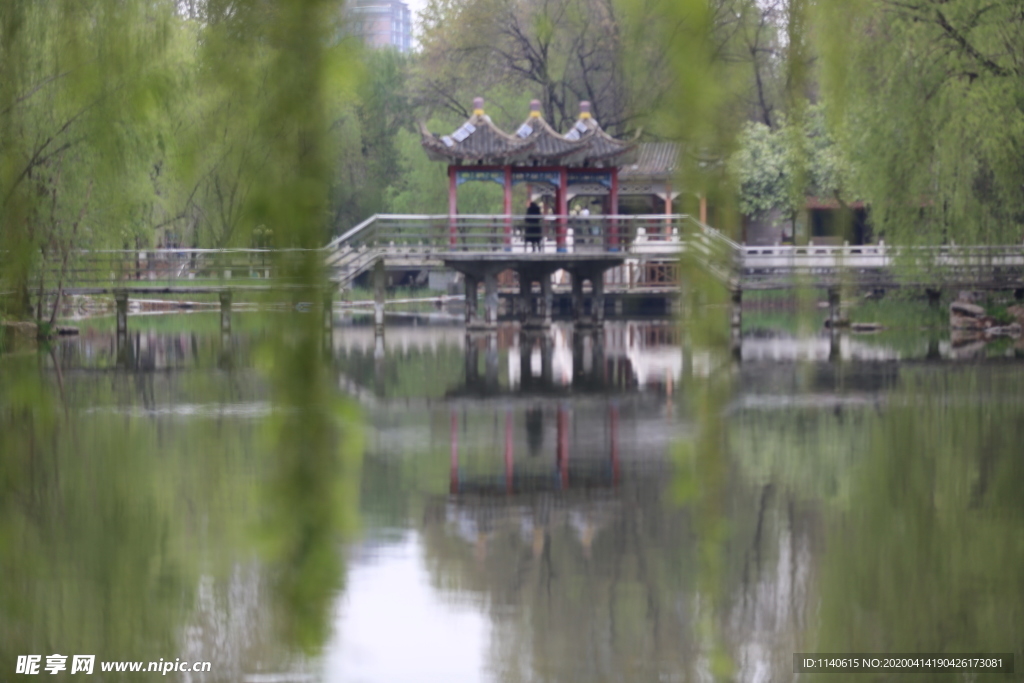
557,167,568,251
609,166,620,250
448,165,458,247
503,165,513,248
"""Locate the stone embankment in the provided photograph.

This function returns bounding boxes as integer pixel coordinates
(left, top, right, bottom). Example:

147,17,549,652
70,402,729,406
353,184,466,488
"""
950,292,1024,350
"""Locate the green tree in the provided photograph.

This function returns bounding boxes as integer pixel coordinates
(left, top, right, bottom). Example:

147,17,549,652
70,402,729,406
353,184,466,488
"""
818,0,1024,245
0,0,178,320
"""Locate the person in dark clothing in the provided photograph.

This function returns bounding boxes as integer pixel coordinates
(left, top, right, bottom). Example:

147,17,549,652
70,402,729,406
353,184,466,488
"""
524,202,542,252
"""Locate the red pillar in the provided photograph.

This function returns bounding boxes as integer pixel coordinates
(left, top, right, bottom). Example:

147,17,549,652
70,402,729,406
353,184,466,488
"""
448,165,458,247
557,167,568,252
504,410,514,494
449,410,459,494
609,168,620,250
504,165,513,248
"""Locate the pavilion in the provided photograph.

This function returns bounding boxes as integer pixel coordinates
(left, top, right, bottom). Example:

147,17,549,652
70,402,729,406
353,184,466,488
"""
419,97,678,330
420,97,638,251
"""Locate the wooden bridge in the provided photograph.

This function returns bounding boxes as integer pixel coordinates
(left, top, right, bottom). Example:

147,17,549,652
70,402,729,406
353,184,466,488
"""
324,213,1024,327
16,213,1024,333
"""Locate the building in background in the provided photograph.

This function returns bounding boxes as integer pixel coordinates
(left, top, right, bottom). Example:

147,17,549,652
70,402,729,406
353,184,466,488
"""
349,0,412,53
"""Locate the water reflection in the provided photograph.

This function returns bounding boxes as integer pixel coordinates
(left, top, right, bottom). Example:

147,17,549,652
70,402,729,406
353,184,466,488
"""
5,317,1024,682
1,315,360,682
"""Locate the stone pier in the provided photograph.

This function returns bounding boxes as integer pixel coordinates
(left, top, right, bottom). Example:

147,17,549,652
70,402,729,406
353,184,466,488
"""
443,254,623,331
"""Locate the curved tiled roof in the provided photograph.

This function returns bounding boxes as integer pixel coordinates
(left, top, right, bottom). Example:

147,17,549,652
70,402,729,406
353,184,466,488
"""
559,114,638,167
619,142,680,179
511,111,588,164
420,99,637,168
419,113,536,165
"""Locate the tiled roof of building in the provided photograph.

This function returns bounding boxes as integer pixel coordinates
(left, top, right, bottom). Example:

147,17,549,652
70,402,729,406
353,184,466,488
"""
420,98,637,168
420,98,536,165
619,142,680,179
512,101,588,164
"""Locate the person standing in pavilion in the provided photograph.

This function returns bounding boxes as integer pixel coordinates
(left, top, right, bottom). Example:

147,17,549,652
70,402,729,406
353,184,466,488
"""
525,202,543,252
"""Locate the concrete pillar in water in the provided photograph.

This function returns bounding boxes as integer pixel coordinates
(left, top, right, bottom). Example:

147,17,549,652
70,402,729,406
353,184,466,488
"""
373,259,386,333
829,330,842,362
114,289,129,338
539,272,553,327
828,288,841,328
519,333,533,389
464,273,479,327
114,290,130,366
540,334,554,386
516,268,531,322
591,329,606,386
484,271,499,326
219,290,232,334
592,274,605,326
828,288,841,363
729,288,742,361
571,274,585,324
322,289,334,332
572,329,586,385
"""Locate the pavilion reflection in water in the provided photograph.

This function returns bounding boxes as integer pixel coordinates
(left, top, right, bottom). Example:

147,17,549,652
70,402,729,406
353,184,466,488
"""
460,321,683,395
439,328,685,572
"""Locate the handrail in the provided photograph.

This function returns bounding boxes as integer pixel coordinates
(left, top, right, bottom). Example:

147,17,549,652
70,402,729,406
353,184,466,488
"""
325,213,380,251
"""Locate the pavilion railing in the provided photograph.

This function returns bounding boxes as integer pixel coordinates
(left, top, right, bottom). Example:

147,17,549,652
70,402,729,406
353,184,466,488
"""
325,214,694,256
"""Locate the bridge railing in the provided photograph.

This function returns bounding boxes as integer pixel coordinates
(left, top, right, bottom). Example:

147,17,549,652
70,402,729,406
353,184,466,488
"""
325,214,695,255
27,248,321,294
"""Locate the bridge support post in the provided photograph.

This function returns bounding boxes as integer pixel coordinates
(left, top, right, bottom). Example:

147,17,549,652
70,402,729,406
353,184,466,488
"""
829,330,844,363
322,289,334,332
592,274,605,326
219,290,232,334
519,265,555,329
114,290,129,339
592,328,605,385
373,259,386,333
484,272,499,326
540,272,553,327
322,289,334,357
518,333,532,389
464,274,479,327
485,333,499,389
828,288,841,328
571,275,584,323
730,288,742,362
540,334,554,386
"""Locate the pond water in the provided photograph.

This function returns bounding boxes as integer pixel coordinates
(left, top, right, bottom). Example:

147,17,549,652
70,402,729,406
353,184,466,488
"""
3,314,1023,682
